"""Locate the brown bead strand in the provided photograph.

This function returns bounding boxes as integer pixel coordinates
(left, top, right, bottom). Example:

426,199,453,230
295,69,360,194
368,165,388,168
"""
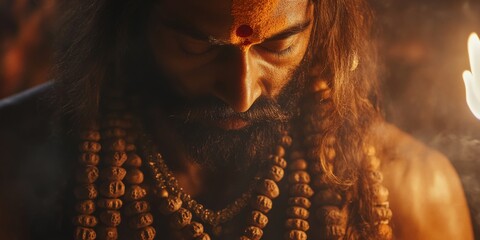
303,79,350,240
147,159,210,240
363,147,392,240
122,125,156,240
310,138,348,240
240,134,290,240
94,115,131,240
284,151,313,240
74,126,101,240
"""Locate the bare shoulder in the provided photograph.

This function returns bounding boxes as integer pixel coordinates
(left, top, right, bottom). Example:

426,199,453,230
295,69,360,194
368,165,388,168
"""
370,123,474,240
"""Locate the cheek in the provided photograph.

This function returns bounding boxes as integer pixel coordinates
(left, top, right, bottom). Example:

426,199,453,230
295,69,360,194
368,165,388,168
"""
257,34,311,96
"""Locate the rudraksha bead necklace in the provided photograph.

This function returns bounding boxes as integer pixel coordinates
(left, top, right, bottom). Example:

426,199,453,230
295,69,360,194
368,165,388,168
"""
73,89,392,239
140,129,295,239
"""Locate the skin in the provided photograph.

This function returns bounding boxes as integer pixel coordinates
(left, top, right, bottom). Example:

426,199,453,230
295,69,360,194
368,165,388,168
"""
149,0,314,114
148,0,474,239
373,123,474,240
147,0,314,208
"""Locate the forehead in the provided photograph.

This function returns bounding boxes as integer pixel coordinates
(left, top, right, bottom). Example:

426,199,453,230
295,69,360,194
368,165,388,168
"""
157,0,311,43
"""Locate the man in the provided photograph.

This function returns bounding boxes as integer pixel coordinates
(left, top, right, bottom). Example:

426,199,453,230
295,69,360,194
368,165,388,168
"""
0,0,474,239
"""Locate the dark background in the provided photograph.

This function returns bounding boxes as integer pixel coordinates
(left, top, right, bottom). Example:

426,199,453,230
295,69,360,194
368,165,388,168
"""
1,0,480,237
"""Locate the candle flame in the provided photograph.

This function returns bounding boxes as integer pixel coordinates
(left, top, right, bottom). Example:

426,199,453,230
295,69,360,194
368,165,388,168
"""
463,33,480,119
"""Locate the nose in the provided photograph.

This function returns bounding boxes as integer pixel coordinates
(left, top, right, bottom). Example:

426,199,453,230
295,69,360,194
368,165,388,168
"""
213,46,262,112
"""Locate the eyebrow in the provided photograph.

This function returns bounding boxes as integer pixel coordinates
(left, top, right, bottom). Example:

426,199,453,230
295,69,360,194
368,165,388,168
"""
263,20,312,42
161,18,312,44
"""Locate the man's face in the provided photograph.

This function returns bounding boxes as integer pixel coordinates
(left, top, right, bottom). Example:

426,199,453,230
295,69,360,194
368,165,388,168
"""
146,0,314,170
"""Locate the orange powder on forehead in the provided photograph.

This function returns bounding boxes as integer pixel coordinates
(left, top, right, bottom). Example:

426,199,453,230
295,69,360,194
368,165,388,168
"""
230,0,287,46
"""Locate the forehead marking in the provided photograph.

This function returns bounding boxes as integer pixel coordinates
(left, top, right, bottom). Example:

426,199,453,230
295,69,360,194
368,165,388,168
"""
230,0,281,45
236,24,253,38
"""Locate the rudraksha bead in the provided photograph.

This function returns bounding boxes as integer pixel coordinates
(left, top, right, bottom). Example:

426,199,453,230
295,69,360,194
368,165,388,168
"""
285,218,309,231
288,159,307,171
311,79,329,92
129,213,154,229
79,141,101,153
373,206,393,224
74,226,96,240
251,195,273,213
97,226,117,240
281,135,293,147
99,181,125,198
124,185,147,201
275,146,286,157
377,223,393,239
103,152,127,166
269,155,287,169
247,210,269,228
100,167,126,181
244,226,263,240
367,170,384,184
288,171,311,184
73,215,98,227
325,225,346,239
170,208,192,229
76,200,96,214
125,168,144,184
97,198,123,210
79,153,100,166
289,184,314,198
100,210,121,227
290,150,304,159
76,166,99,184
74,184,98,200
159,196,182,215
135,226,156,240
287,197,311,209
256,179,280,199
372,184,389,204
285,229,307,240
126,153,142,167
125,200,150,216
104,138,126,152
286,207,310,220
265,165,284,182
195,233,211,240
182,221,204,238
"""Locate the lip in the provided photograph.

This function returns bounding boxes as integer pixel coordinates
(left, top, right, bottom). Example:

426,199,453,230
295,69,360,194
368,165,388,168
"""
210,117,249,130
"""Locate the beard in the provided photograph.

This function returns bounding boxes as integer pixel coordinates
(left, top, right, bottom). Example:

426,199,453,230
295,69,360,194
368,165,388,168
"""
138,60,310,172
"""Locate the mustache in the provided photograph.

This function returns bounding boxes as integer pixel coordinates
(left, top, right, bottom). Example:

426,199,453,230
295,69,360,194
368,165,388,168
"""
168,96,290,124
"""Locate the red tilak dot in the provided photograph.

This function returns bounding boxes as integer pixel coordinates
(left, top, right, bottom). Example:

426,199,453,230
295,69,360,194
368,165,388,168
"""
236,24,253,38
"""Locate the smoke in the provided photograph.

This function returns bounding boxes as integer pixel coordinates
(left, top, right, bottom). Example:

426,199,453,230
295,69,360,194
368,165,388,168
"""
430,134,480,233
373,0,480,236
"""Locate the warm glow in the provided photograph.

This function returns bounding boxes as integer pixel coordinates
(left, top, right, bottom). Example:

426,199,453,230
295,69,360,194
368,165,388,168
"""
463,33,480,119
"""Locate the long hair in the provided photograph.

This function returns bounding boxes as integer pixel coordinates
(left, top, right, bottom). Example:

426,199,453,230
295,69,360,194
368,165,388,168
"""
53,0,383,237
306,0,383,238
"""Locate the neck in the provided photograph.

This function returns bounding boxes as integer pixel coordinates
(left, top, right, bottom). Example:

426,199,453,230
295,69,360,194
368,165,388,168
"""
143,105,260,209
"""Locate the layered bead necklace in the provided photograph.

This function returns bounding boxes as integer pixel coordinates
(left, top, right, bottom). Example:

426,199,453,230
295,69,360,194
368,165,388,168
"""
72,81,393,239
